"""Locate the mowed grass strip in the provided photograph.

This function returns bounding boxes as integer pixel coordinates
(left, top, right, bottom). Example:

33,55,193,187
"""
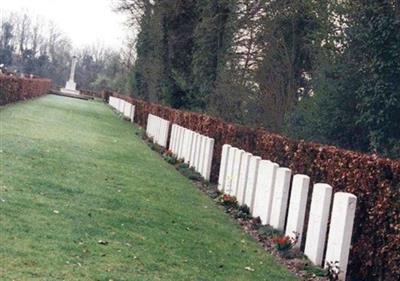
0,95,296,281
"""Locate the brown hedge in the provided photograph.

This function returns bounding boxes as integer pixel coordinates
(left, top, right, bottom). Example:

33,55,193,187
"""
0,74,52,105
80,89,105,99
113,93,399,281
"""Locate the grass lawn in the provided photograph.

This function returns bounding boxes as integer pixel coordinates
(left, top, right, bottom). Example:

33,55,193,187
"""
0,95,296,281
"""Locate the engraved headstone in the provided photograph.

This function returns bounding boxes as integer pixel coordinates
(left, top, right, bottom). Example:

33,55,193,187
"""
202,137,215,181
225,147,238,195
325,192,357,280
218,144,232,192
270,167,292,230
231,149,244,197
243,156,261,210
236,152,252,205
285,174,310,247
304,183,333,266
252,160,278,224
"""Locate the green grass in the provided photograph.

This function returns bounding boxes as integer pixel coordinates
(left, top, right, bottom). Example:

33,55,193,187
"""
0,95,296,281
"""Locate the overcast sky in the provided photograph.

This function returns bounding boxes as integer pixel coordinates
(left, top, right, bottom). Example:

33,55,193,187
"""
1,0,128,50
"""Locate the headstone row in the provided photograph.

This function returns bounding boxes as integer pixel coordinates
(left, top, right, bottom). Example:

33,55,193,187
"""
146,114,170,148
169,124,215,181
107,99,356,280
217,144,357,280
109,96,135,122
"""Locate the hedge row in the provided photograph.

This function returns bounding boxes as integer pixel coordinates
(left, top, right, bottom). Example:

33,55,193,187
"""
0,75,52,105
80,89,104,99
113,93,399,281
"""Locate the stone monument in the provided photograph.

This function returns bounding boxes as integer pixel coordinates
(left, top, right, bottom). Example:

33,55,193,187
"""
61,56,80,95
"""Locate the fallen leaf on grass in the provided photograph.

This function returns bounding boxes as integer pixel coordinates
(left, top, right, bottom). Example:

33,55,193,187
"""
245,266,255,272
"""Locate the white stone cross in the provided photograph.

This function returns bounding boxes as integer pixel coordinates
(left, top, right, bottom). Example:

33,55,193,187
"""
61,56,80,95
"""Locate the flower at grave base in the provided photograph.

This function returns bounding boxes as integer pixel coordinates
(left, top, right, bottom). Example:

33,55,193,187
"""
219,194,238,206
272,235,293,251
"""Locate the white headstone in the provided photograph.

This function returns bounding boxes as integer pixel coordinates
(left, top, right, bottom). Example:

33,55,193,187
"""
110,97,115,108
177,126,184,159
195,135,205,172
225,147,238,195
184,130,194,163
169,124,176,152
118,99,123,113
304,183,333,266
198,135,208,177
180,128,189,160
146,114,152,138
236,152,252,205
172,125,179,154
156,117,161,144
123,103,132,119
270,167,292,230
191,133,199,169
120,100,126,114
153,116,159,144
182,129,189,161
285,174,310,247
181,128,188,161
243,156,261,210
161,119,170,148
108,97,114,107
130,105,135,122
325,192,357,280
231,149,244,197
117,99,121,112
218,144,232,192
157,117,163,146
202,137,215,181
252,160,278,224
190,133,199,168
152,115,158,141
177,126,183,158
